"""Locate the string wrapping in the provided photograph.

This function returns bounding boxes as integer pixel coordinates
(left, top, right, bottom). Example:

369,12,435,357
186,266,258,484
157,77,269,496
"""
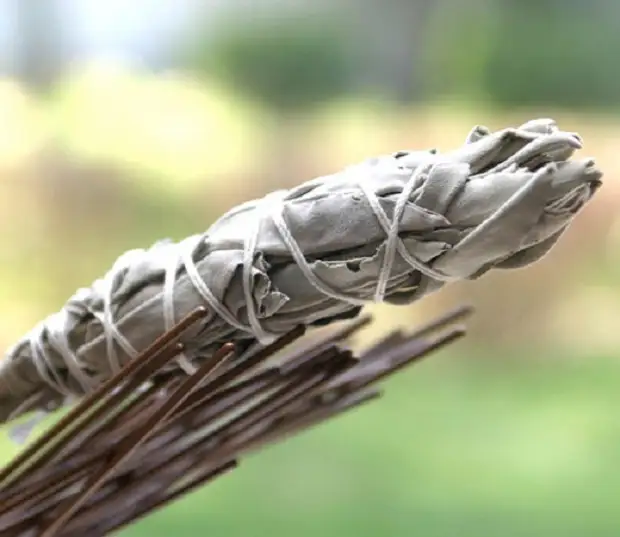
0,118,602,424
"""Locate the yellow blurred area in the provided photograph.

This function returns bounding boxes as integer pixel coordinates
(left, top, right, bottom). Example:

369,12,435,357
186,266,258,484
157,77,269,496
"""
2,62,269,190
0,79,50,166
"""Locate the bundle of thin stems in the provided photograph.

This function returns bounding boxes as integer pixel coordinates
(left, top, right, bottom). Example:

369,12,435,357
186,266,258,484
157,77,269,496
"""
0,305,470,537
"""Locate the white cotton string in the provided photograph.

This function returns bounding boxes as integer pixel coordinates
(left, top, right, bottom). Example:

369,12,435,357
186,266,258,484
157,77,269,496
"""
97,268,140,372
242,192,278,345
270,203,368,307
29,314,88,396
372,164,432,302
163,253,197,374
180,236,252,334
24,155,473,399
357,162,461,303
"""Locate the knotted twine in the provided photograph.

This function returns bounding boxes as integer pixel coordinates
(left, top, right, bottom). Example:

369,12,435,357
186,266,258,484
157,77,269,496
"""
0,118,602,428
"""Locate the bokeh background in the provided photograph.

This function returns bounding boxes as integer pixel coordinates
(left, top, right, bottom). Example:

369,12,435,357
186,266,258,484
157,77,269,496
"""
2,1,620,535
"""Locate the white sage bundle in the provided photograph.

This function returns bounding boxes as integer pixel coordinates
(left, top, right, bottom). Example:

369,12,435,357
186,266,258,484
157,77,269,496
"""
0,118,602,424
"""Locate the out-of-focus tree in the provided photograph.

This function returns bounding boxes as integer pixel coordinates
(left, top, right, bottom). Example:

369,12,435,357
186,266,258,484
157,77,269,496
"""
480,0,620,109
342,0,436,104
191,14,358,114
405,0,620,109
183,12,360,189
422,0,499,102
14,0,66,92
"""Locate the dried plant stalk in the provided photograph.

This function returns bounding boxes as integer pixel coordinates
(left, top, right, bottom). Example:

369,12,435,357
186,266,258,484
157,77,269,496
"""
0,306,470,537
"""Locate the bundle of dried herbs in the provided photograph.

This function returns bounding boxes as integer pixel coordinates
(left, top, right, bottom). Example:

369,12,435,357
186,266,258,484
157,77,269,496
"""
0,118,601,423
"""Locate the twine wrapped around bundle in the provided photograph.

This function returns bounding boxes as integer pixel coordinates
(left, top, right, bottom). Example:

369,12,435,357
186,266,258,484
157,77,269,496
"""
0,118,602,424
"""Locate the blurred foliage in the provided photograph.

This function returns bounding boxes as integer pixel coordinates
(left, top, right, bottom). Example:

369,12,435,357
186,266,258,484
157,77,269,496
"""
480,0,620,109
422,2,499,102
49,63,268,194
181,0,620,110
191,15,358,113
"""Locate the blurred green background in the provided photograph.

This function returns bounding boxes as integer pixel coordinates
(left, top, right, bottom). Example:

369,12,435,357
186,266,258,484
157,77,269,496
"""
2,0,620,535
